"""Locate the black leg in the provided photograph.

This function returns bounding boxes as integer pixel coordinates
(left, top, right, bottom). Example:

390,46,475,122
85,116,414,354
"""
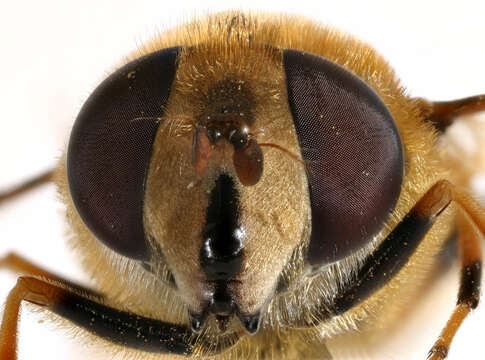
330,180,452,315
0,276,239,359
296,180,485,332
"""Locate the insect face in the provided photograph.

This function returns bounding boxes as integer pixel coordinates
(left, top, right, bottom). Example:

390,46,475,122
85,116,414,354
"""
63,15,409,338
1,8,485,360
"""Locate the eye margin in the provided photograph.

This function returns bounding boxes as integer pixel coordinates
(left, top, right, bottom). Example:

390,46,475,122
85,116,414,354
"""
283,48,404,268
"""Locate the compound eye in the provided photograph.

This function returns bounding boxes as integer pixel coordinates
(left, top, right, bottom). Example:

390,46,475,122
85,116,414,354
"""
283,50,403,267
67,47,180,260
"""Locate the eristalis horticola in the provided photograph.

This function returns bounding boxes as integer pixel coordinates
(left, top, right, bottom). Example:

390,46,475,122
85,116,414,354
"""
1,11,485,360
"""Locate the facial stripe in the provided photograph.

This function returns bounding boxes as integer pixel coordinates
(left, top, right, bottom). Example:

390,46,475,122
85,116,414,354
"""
200,173,244,281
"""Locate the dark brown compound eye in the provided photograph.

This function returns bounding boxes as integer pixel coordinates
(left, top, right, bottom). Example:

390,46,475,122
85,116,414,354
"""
283,49,403,267
67,47,180,261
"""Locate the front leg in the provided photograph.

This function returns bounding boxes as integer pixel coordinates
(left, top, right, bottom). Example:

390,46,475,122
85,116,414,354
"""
333,180,485,359
329,180,455,316
0,274,245,359
0,276,197,360
300,180,485,358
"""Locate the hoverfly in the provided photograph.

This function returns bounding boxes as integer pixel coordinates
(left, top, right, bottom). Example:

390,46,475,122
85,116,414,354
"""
1,10,484,360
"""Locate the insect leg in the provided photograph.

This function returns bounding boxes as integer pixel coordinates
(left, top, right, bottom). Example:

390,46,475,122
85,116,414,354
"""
0,169,54,205
0,253,63,279
0,253,103,299
418,94,485,132
299,180,485,338
427,212,482,359
331,180,485,314
328,180,454,316
0,276,197,360
0,276,242,359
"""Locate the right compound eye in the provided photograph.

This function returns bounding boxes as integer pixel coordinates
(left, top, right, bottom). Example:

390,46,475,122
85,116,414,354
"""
66,47,180,261
283,49,404,267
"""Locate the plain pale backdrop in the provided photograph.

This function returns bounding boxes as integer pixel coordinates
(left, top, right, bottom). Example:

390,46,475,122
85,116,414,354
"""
0,1,484,359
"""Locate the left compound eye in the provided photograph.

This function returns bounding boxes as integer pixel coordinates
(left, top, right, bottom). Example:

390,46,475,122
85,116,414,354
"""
67,47,180,260
283,49,404,267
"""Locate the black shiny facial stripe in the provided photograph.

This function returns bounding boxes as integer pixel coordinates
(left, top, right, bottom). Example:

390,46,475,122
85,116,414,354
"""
330,207,433,315
458,261,481,308
201,173,243,281
53,292,194,355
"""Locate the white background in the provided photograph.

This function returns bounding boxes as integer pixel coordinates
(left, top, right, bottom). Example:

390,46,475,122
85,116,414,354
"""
0,1,484,359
